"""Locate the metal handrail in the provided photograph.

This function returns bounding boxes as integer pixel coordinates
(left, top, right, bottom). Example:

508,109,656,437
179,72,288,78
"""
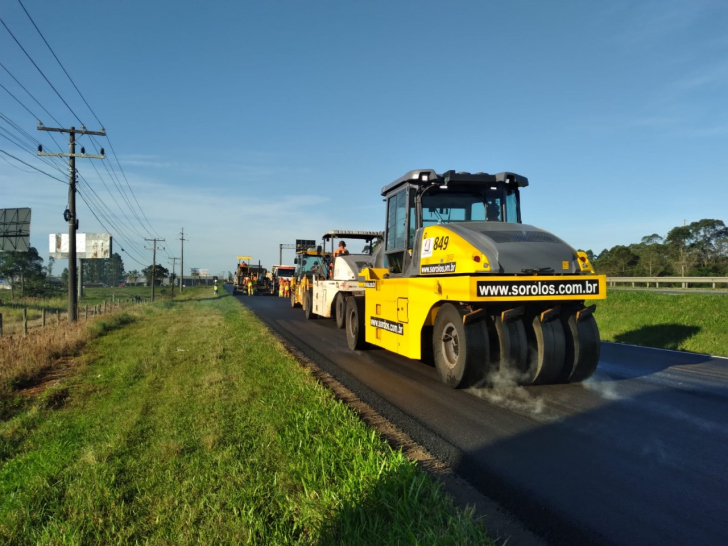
607,276,728,289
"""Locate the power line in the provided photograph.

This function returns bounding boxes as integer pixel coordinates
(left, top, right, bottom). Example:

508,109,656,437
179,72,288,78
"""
0,17,83,124
16,0,102,126
0,60,63,126
12,2,161,240
4,6,164,265
0,148,67,183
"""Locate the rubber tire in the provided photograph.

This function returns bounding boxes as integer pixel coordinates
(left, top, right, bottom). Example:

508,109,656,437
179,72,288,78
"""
432,303,489,389
335,294,346,329
303,290,316,320
290,290,299,308
559,313,600,383
345,296,367,350
493,316,528,382
523,316,566,385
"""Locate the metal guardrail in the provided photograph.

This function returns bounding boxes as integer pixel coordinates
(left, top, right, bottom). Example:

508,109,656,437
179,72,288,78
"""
607,276,728,289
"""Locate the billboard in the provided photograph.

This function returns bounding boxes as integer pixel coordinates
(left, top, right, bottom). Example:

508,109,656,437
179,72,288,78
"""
49,233,112,259
0,208,31,252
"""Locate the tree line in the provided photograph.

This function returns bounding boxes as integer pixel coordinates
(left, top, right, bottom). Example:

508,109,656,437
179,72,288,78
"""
588,219,728,277
0,249,173,298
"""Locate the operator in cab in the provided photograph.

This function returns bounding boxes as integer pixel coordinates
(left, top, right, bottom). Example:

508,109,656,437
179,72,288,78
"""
333,241,349,258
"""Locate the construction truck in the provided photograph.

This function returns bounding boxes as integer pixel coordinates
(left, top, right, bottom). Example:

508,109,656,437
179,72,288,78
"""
271,264,296,296
233,256,267,295
344,169,606,388
300,230,384,327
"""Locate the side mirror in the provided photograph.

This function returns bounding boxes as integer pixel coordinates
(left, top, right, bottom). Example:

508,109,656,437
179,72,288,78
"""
294,258,298,264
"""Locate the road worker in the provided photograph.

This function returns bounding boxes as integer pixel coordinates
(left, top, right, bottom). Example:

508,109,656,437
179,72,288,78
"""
284,279,290,298
247,277,254,296
333,241,349,258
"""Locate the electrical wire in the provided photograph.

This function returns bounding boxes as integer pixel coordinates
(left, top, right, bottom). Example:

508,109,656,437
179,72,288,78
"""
3,5,165,264
0,18,83,124
0,148,67,183
13,1,162,240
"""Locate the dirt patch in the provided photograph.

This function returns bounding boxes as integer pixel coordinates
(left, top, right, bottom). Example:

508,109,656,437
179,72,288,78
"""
275,336,546,546
14,357,75,398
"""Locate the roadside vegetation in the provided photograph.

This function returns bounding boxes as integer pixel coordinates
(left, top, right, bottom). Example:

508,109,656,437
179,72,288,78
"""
589,218,728,278
589,289,728,356
0,288,492,544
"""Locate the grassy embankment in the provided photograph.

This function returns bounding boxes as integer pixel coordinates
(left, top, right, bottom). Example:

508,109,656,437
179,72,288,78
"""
0,287,173,335
0,288,491,544
587,289,728,356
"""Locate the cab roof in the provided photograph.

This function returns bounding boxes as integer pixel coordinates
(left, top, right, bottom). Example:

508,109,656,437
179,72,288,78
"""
321,230,384,241
381,169,529,196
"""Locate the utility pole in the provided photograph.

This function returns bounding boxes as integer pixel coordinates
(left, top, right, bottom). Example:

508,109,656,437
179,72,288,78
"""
179,228,186,293
38,123,105,322
169,256,179,289
145,238,165,302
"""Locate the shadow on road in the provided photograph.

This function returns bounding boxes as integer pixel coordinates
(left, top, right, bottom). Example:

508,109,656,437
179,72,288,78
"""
613,324,701,351
452,385,728,546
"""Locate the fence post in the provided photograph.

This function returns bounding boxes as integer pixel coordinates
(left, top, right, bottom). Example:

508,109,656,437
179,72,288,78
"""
85,305,88,320
42,308,46,327
56,310,60,325
104,300,107,313
23,308,28,336
0,313,3,337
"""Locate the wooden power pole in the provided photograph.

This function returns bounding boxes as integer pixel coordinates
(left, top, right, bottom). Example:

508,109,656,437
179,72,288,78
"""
38,123,105,322
145,238,165,302
179,228,186,293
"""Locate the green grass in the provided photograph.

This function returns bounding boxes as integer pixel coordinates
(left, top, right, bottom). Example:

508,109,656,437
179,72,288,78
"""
588,289,728,356
0,286,176,331
0,289,491,545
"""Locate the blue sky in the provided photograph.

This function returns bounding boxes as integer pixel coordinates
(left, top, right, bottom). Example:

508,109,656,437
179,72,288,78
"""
1,0,727,277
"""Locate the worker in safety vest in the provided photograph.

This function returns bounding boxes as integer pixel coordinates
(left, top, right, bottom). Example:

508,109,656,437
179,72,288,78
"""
247,277,254,296
284,279,290,298
278,279,284,297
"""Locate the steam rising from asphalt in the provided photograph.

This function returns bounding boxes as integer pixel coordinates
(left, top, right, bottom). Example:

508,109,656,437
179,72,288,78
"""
581,370,622,400
467,365,550,419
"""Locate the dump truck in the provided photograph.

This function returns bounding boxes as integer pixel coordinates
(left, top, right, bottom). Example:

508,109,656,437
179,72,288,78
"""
344,169,606,387
300,230,384,326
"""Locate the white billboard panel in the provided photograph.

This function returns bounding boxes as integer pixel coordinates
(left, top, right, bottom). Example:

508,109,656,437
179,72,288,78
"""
49,233,112,259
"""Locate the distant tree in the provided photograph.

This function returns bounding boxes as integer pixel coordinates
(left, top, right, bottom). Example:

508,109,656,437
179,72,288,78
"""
0,246,47,298
46,256,55,277
665,226,700,276
641,234,664,246
142,264,169,286
593,245,639,276
107,253,125,286
686,219,728,273
634,242,667,277
125,269,140,285
61,267,69,286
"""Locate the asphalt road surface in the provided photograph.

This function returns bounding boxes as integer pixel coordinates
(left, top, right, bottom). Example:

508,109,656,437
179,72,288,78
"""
232,290,728,546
